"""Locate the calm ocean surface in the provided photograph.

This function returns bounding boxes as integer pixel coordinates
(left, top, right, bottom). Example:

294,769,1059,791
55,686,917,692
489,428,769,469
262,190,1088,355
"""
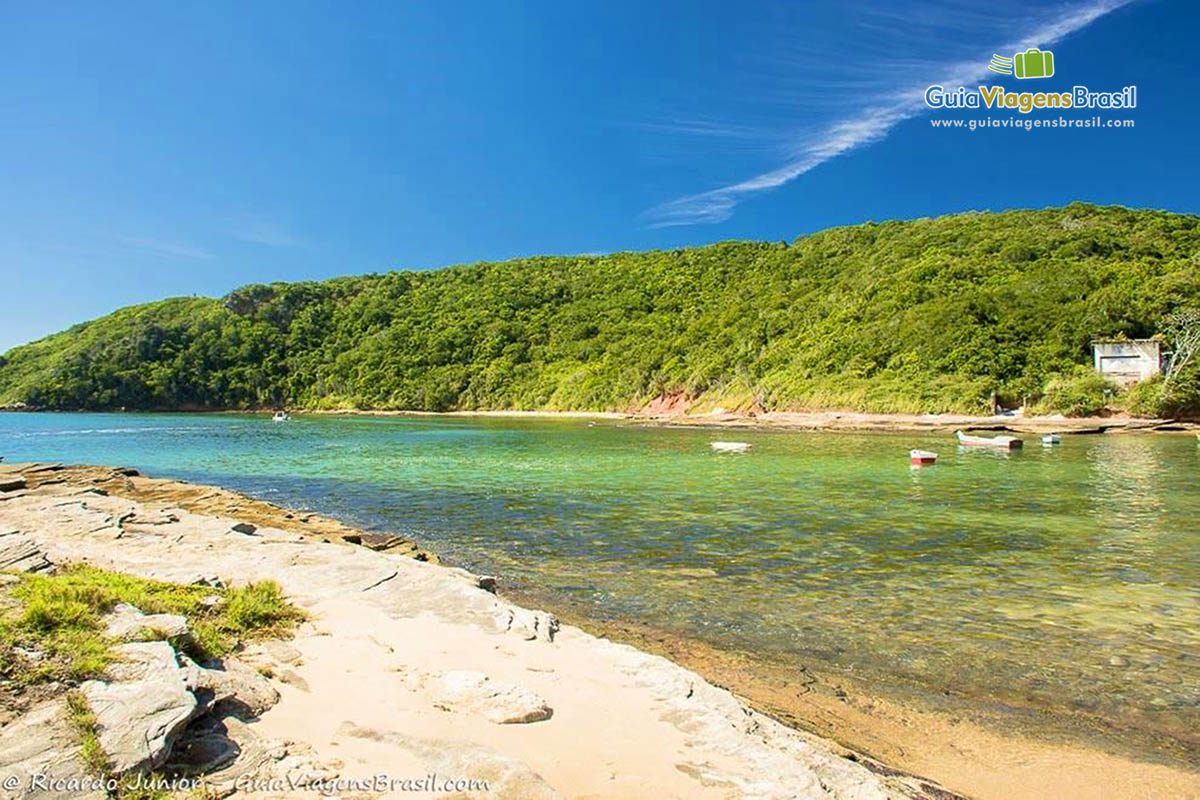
2,412,1198,744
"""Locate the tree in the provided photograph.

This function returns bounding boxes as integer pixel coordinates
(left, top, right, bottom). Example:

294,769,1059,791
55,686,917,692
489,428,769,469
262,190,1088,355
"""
1163,308,1200,387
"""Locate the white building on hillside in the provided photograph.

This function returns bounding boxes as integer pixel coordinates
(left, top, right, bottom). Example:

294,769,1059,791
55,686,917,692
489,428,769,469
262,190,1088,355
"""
1091,339,1165,386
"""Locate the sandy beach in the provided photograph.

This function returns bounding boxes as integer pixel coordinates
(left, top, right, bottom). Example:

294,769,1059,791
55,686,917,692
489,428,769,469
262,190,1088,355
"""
0,462,1197,799
304,406,1198,435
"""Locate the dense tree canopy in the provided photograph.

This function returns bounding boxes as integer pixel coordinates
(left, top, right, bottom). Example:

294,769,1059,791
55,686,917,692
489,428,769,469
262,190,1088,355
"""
3,204,1199,415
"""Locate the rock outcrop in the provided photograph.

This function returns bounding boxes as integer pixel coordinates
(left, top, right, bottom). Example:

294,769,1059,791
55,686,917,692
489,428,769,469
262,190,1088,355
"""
432,670,553,724
0,531,50,573
167,714,337,796
0,598,298,797
180,655,280,718
104,604,190,643
0,476,27,493
79,642,198,774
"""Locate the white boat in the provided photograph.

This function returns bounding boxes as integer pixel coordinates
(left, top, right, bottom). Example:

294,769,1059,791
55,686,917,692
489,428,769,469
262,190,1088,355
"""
272,411,291,422
909,449,937,466
1041,433,1061,445
711,441,751,453
955,430,1022,449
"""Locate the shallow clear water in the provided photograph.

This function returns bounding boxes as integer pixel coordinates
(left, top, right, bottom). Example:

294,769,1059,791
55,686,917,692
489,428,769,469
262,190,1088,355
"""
2,412,1198,741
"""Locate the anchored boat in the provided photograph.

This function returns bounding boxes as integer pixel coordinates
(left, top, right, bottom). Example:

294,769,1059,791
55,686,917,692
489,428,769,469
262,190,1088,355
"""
955,430,1022,449
711,441,751,453
909,449,938,466
272,411,291,422
1041,433,1062,445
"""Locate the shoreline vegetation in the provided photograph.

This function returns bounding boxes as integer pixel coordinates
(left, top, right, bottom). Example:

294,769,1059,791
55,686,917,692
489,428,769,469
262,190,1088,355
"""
2,205,1199,420
0,463,1196,799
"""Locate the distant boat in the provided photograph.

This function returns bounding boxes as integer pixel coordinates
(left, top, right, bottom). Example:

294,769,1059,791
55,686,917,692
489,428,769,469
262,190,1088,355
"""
1041,433,1062,446
272,411,291,422
711,441,751,453
955,430,1022,449
910,449,938,466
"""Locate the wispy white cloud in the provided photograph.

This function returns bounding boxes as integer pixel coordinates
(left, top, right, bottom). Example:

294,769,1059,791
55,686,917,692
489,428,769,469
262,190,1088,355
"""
119,236,214,260
229,215,301,248
644,0,1137,227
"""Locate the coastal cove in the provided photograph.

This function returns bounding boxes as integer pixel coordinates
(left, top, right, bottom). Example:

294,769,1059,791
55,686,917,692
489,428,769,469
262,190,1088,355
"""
2,412,1198,796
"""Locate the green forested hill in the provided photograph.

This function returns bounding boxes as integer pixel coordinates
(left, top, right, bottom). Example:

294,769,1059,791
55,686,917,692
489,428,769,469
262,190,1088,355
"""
3,204,1199,415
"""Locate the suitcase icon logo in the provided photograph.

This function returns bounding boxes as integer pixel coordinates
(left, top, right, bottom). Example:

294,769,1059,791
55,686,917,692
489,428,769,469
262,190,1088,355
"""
988,49,1055,79
1014,48,1054,79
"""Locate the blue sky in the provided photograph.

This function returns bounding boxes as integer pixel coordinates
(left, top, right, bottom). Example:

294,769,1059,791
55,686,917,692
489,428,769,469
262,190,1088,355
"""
1,0,1195,351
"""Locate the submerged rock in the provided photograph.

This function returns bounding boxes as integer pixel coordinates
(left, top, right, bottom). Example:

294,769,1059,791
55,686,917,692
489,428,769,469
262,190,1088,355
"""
358,533,416,552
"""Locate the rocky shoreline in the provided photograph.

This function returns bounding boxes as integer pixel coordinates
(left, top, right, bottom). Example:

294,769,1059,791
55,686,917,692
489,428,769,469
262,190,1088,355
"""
0,462,962,799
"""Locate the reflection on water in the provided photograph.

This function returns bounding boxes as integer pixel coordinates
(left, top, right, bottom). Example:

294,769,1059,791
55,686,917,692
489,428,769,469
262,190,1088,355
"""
1,412,1198,744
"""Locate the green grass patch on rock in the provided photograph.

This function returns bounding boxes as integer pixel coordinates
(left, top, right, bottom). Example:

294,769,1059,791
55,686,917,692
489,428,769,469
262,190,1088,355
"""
65,688,110,778
0,565,304,687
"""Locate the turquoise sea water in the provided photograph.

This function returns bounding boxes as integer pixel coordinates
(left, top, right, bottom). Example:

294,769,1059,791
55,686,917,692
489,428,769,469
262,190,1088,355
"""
2,412,1198,749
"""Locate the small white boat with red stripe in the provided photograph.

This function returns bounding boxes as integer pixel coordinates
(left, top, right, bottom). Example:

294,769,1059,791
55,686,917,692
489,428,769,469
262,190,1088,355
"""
909,449,938,466
955,430,1022,449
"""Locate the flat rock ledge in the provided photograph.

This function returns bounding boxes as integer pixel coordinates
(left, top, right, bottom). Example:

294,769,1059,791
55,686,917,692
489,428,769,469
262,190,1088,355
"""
0,463,961,800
